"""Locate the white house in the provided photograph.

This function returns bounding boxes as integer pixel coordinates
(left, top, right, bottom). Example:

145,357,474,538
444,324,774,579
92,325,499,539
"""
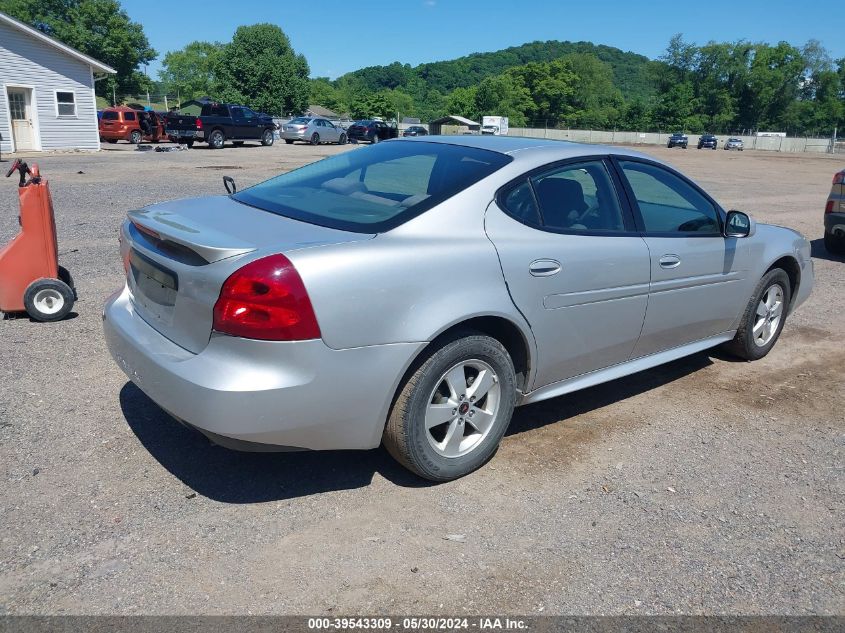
0,11,116,154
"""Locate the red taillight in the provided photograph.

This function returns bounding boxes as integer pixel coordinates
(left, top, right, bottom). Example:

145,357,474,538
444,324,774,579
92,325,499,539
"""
195,118,203,130
213,254,320,341
826,199,835,213
833,171,844,185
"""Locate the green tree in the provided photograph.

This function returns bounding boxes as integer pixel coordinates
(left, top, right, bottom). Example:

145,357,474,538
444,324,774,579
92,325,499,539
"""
310,78,348,114
159,41,223,102
473,74,532,126
0,0,156,96
506,60,578,125
444,86,479,120
214,24,309,116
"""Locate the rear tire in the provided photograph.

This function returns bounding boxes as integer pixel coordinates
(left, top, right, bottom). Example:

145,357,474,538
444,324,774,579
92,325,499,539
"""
310,133,320,145
23,278,74,322
824,231,845,255
208,130,224,149
338,133,347,145
723,268,791,361
261,129,274,146
383,331,517,481
371,134,380,144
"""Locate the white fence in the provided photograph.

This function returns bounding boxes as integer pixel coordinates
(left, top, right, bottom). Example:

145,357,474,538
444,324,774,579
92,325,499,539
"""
506,128,835,154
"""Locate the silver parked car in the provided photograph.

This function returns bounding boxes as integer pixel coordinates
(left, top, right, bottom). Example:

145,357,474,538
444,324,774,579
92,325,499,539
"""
280,117,347,145
104,137,813,480
725,137,744,151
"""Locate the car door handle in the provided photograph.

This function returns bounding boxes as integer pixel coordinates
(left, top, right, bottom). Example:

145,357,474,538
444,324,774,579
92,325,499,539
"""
659,254,681,269
529,259,562,277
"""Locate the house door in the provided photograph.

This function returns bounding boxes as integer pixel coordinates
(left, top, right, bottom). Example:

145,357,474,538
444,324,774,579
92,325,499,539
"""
8,88,35,151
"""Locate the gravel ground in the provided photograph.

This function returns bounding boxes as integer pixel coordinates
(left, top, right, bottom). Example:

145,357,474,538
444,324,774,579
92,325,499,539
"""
0,139,843,615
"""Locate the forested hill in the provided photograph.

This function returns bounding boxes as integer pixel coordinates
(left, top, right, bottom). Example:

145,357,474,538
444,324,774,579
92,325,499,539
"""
336,40,654,100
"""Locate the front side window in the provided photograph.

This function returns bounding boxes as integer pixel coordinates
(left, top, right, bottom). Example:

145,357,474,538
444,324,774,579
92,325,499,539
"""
56,91,75,116
531,161,626,232
618,160,720,234
233,141,512,232
123,111,136,121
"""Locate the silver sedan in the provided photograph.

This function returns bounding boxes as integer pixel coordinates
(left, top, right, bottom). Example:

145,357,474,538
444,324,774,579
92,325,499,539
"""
280,117,347,145
104,136,813,480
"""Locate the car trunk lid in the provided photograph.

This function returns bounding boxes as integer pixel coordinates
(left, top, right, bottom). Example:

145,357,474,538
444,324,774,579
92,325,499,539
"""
124,195,373,353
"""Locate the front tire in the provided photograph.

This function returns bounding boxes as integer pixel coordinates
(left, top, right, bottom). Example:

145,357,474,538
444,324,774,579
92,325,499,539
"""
23,278,75,322
371,134,380,144
724,268,791,361
383,331,517,481
129,130,142,144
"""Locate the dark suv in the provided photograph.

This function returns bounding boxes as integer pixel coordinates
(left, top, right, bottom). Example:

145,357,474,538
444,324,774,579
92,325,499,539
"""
698,134,718,149
667,132,688,149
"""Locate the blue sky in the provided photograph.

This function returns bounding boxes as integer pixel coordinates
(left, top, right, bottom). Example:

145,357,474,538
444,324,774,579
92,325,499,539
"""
123,0,845,80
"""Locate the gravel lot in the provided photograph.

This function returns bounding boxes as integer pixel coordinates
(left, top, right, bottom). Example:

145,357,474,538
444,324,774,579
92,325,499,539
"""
0,139,843,615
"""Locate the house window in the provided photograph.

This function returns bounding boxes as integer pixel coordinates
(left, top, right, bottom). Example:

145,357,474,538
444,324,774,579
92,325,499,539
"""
56,91,76,117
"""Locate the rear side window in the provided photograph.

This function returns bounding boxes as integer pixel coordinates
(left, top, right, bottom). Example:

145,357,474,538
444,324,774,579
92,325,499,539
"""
531,161,625,232
501,181,540,225
233,141,511,233
102,111,119,120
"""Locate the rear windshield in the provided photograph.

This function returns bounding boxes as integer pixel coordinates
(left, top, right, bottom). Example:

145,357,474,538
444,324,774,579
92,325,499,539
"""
289,117,311,124
102,111,119,120
233,141,512,233
201,104,230,117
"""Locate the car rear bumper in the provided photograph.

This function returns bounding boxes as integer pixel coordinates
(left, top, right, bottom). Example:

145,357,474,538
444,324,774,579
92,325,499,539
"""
103,287,424,451
280,131,306,140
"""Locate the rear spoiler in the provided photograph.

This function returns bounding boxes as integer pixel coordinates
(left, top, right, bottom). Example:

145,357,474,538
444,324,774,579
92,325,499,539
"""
128,208,256,263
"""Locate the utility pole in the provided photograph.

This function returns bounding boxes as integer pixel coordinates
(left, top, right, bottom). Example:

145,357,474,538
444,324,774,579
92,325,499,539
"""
833,127,838,154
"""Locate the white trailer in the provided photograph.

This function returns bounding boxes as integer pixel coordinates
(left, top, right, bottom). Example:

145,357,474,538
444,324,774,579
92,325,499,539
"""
481,116,509,135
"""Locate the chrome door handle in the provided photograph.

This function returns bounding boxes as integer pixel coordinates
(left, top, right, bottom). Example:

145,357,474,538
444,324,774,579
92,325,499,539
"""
529,259,562,277
659,254,681,269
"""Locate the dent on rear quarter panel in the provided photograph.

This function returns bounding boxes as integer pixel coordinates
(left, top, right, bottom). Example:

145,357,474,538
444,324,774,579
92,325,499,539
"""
286,185,526,352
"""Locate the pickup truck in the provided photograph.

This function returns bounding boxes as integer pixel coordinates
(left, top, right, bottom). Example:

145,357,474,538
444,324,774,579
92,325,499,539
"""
164,103,276,149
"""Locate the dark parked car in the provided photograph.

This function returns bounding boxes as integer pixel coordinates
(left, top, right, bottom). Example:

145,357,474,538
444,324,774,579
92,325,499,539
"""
667,132,688,149
698,134,718,149
824,169,845,254
347,120,399,144
164,103,276,149
403,125,428,137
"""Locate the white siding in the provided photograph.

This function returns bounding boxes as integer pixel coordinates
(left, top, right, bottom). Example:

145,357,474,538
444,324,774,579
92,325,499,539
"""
0,20,99,152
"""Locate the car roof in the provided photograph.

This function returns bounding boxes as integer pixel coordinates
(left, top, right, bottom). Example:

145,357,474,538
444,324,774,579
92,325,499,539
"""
392,135,657,161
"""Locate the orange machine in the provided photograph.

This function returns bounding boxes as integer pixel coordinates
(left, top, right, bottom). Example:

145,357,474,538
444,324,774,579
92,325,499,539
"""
0,160,76,321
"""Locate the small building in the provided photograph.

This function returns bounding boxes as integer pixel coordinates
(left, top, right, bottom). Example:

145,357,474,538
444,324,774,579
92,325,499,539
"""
0,10,116,154
177,96,214,116
429,115,481,136
305,104,340,119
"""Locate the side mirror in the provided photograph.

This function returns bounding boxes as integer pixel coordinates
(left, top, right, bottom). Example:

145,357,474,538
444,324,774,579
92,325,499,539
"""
223,175,237,194
725,210,755,238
